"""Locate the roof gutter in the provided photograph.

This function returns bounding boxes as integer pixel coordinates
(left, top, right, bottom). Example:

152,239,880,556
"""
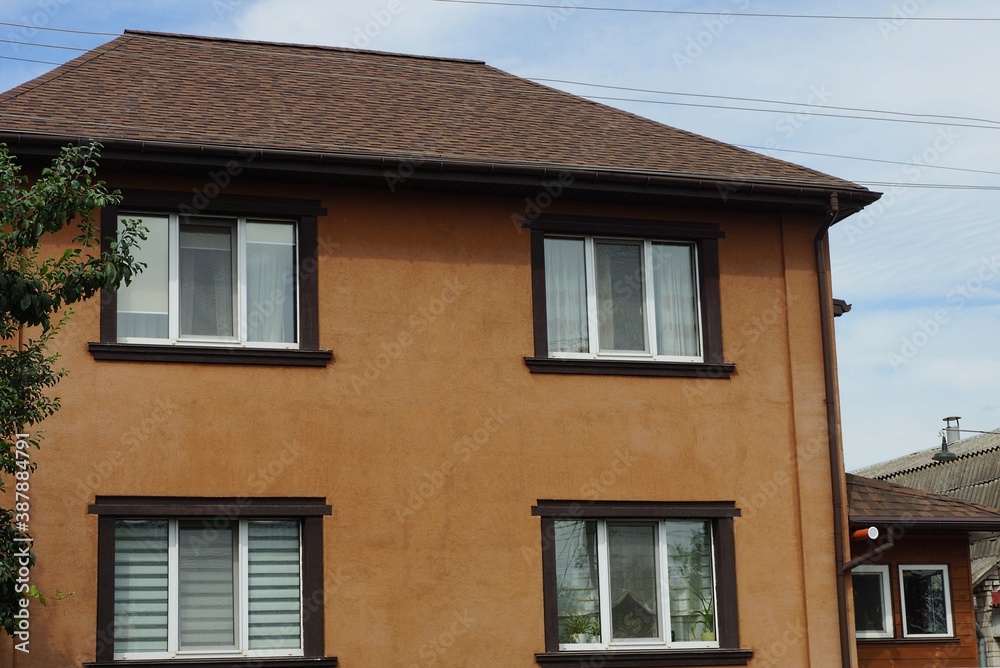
815,191,855,668
0,131,881,214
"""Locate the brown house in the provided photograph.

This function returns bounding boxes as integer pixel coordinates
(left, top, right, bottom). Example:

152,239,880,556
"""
0,31,881,668
847,474,1000,667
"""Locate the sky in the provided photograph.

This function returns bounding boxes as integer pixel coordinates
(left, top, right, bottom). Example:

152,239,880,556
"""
1,0,998,470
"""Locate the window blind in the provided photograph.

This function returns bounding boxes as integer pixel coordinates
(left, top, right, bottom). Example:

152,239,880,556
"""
114,520,169,654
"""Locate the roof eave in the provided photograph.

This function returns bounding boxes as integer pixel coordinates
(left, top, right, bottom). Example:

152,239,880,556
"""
0,131,881,216
851,516,1000,532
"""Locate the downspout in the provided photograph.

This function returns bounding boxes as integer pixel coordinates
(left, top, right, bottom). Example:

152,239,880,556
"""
815,191,854,668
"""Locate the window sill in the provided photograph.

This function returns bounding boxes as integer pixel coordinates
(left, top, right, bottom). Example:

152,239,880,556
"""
524,357,735,378
84,658,337,668
536,649,753,667
88,343,333,367
87,342,333,367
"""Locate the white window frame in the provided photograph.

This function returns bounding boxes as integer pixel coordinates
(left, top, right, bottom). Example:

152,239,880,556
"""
114,518,305,661
545,235,703,363
852,565,893,639
559,519,719,652
898,564,954,638
117,213,300,350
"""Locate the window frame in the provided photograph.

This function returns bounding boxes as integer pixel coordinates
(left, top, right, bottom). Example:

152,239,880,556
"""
524,215,733,379
851,565,893,639
88,497,335,667
532,500,752,668
898,564,954,639
92,190,332,367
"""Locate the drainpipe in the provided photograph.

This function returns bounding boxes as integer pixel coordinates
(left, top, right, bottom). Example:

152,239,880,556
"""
815,191,854,668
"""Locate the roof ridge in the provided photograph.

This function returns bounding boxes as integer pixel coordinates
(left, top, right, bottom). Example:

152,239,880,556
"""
856,439,1000,479
122,29,487,65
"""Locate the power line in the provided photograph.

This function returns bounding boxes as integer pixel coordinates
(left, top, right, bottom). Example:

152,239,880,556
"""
586,95,1000,131
537,78,1000,127
739,145,1000,178
0,38,89,52
0,55,61,66
429,0,1000,21
0,21,117,36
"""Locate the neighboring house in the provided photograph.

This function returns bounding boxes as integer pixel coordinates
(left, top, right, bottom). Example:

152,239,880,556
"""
855,431,1000,665
0,31,882,668
846,473,1000,667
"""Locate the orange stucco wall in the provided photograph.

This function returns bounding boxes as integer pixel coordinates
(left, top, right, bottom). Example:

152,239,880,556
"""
3,172,850,667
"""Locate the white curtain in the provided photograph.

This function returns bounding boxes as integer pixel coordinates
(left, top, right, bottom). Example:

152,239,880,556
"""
114,520,169,654
595,241,646,353
247,520,302,650
180,222,234,337
544,238,589,353
246,222,296,344
651,244,699,357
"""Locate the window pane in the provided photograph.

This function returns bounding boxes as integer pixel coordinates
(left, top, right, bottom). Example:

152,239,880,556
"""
180,219,234,337
117,216,169,339
248,520,302,650
853,572,887,633
608,522,659,639
903,568,949,635
178,520,236,649
544,237,589,353
246,222,297,343
665,521,715,642
595,241,647,352
115,520,169,655
651,244,700,357
554,520,601,644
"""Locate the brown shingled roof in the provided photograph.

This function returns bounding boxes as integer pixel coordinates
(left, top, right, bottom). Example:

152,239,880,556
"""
0,30,870,192
847,473,1000,531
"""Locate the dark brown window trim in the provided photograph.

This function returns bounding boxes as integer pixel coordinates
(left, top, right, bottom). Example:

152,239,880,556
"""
96,190,329,363
534,501,745,659
526,217,728,377
83,659,338,668
523,358,734,378
88,343,333,367
90,497,333,664
532,500,740,519
535,649,753,667
88,496,333,517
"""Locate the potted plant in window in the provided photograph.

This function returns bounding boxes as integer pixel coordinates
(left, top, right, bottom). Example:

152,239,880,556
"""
689,589,715,642
563,613,601,644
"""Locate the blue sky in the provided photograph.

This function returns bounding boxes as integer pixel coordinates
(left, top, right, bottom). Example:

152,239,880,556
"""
3,0,999,470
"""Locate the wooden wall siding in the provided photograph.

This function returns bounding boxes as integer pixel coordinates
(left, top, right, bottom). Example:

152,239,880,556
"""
855,533,978,667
